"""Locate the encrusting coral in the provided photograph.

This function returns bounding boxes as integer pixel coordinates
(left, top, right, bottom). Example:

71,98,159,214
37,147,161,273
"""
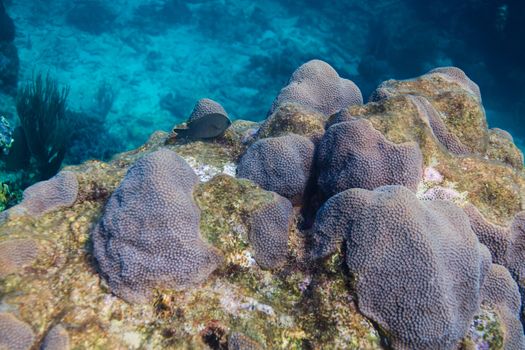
1,62,525,349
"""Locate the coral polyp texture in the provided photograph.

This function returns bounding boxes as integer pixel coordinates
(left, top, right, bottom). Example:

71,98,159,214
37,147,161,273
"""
0,171,78,223
479,264,525,349
237,133,315,204
92,149,223,303
41,324,70,350
174,98,231,140
2,64,525,348
247,192,292,269
0,313,35,350
0,238,39,277
269,59,363,117
312,185,494,349
316,118,423,199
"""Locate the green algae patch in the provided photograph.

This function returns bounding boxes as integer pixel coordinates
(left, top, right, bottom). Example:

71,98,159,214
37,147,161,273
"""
462,306,505,350
486,128,524,170
345,94,525,225
257,103,326,140
195,174,273,253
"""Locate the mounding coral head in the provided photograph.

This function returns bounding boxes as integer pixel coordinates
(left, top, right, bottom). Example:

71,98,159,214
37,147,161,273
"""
237,133,315,205
429,66,482,101
174,98,231,140
269,59,363,117
0,171,78,224
479,264,525,349
316,118,423,199
312,185,491,349
0,312,35,350
41,324,70,350
92,149,223,303
0,238,39,277
248,192,293,270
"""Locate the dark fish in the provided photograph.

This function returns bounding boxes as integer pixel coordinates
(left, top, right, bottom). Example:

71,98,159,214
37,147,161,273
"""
174,113,231,139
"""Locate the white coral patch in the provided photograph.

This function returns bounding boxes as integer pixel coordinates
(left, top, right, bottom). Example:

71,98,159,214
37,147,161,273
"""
183,156,237,182
423,166,443,183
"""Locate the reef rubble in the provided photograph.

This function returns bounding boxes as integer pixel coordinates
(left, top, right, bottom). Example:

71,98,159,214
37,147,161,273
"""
1,61,525,349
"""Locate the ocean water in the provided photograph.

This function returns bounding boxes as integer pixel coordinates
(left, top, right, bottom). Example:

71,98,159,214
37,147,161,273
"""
1,0,524,166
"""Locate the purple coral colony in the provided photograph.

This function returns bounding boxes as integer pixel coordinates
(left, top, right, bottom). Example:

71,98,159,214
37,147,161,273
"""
2,58,525,349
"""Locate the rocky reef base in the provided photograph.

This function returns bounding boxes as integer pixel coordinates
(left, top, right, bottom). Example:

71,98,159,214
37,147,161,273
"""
1,62,525,350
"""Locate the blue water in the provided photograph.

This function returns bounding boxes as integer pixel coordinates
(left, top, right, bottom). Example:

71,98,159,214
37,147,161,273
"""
1,0,525,161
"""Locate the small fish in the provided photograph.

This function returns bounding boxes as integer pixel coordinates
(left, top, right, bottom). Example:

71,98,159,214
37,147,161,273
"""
174,113,231,140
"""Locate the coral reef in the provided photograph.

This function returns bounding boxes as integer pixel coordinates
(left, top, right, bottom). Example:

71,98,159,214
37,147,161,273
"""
269,59,363,117
237,134,315,204
174,98,232,140
311,185,492,349
0,171,78,223
0,312,35,350
92,149,223,303
248,192,293,269
41,324,70,350
257,103,326,141
1,65,525,349
316,118,423,199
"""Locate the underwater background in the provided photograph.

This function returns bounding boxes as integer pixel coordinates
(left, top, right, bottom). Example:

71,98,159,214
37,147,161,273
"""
0,0,524,191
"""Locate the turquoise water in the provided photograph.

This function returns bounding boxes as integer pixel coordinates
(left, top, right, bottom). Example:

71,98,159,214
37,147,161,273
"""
1,0,524,162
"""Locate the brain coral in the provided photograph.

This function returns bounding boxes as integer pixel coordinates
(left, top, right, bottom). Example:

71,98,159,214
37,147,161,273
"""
464,204,512,264
237,134,315,205
41,324,70,350
0,171,78,223
465,205,525,324
316,118,423,199
312,185,491,349
0,238,39,277
174,98,231,139
92,149,222,303
248,192,292,269
188,98,228,123
480,264,525,349
0,312,35,350
269,59,363,117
